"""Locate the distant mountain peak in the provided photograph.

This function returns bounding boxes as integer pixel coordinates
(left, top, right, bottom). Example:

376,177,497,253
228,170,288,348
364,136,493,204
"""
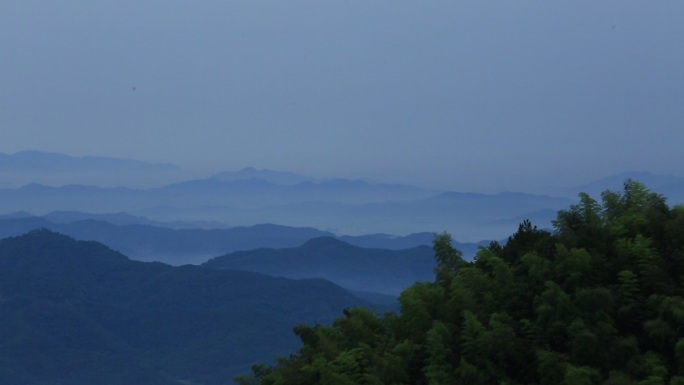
23,227,74,239
0,228,129,265
25,227,57,237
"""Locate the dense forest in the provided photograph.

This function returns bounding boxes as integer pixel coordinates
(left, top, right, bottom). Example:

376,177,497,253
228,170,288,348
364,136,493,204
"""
236,181,684,385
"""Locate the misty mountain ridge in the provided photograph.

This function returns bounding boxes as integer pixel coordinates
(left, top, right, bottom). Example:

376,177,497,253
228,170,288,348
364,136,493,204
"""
0,178,633,241
0,212,487,265
0,177,539,240
40,210,233,230
203,236,437,296
0,215,332,265
152,175,437,207
2,150,682,197
2,150,681,242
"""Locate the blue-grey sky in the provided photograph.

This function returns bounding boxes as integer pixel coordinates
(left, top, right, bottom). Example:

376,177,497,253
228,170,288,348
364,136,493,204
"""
2,1,683,192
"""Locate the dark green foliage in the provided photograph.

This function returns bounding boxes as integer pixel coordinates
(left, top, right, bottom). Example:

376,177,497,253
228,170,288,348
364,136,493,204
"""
243,180,684,384
432,231,464,288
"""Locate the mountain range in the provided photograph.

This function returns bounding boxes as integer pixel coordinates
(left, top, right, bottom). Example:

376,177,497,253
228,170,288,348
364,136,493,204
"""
0,229,373,384
0,212,490,265
2,150,682,242
0,179,568,241
1,150,682,384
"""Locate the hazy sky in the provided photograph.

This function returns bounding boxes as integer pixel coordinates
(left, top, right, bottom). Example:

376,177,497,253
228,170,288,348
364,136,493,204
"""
2,1,683,192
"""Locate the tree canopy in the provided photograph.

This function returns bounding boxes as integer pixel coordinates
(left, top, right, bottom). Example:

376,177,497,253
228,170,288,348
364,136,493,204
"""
235,180,684,385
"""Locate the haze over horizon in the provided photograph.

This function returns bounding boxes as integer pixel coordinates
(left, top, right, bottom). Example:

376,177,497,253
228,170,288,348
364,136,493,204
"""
2,1,683,193
2,148,681,192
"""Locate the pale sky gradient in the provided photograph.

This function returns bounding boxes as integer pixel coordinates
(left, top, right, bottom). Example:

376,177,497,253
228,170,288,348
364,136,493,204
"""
1,1,683,192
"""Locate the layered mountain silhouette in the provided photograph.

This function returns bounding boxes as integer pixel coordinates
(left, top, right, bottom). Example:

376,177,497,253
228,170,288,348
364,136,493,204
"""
2,151,681,242
0,229,371,384
0,181,570,241
203,237,437,296
0,151,577,240
0,213,486,265
0,215,333,264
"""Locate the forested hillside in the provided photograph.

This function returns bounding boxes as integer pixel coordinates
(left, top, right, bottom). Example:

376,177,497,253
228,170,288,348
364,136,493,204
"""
0,230,371,384
237,181,684,385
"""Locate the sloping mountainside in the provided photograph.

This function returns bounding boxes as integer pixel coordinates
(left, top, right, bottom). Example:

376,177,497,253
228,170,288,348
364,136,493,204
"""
0,230,371,385
203,237,436,296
